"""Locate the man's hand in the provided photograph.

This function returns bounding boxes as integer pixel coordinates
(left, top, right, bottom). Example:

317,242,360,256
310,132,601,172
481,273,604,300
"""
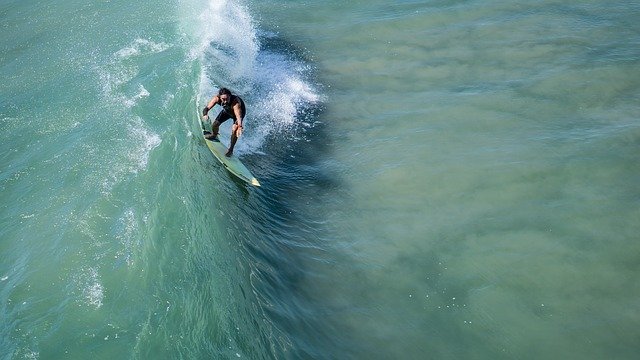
233,123,243,138
202,105,211,120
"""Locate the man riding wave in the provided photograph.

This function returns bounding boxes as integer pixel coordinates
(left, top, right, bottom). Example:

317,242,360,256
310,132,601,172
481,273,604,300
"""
202,87,245,157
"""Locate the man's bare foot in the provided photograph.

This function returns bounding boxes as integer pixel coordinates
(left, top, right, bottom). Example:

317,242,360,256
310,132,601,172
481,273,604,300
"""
225,150,233,157
205,133,218,140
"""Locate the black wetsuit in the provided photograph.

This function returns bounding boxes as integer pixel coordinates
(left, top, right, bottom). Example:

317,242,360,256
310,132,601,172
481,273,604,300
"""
215,95,246,124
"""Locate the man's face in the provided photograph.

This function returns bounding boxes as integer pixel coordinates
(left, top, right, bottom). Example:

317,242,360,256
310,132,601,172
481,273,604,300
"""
220,95,230,106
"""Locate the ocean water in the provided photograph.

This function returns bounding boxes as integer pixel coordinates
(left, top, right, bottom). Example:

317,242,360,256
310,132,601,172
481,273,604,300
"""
1,0,639,359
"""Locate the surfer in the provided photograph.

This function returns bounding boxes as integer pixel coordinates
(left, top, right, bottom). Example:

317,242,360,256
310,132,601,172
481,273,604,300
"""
202,88,246,157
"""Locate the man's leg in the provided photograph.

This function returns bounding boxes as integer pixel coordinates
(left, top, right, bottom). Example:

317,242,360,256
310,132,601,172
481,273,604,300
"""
226,123,240,157
205,111,229,140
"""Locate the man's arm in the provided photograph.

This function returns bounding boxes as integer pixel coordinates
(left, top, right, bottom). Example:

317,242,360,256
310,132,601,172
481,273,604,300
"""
233,103,243,128
202,95,219,118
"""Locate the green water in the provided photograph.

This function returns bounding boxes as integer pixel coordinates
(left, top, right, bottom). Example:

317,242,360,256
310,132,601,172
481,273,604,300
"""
2,0,640,359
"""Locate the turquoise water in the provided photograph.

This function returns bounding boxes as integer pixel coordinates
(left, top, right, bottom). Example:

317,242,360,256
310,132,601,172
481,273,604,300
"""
2,0,639,359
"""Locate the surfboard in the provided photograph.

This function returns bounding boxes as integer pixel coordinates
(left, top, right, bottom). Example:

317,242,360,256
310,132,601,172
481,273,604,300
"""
202,132,261,187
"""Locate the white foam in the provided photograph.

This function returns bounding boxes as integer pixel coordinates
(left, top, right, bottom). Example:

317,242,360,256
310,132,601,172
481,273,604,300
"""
23,350,39,360
115,38,170,59
123,84,150,108
241,52,321,154
196,0,259,86
91,37,164,194
81,267,104,309
93,116,161,195
116,209,139,267
127,117,162,173
99,38,169,108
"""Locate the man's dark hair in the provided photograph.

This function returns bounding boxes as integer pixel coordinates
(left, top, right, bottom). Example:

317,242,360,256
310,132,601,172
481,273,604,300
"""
218,88,232,96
